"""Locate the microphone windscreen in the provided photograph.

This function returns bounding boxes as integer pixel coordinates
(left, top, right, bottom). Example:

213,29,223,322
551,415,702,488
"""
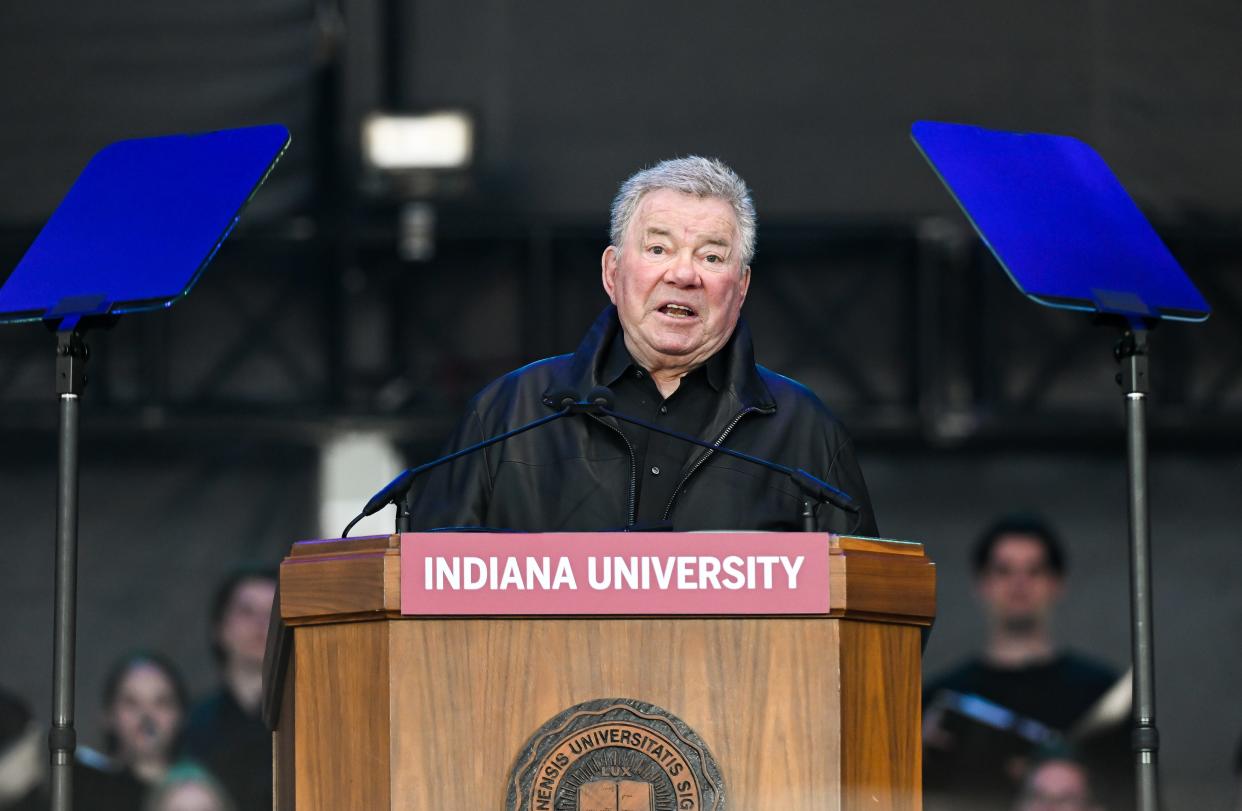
586,385,615,409
546,389,580,409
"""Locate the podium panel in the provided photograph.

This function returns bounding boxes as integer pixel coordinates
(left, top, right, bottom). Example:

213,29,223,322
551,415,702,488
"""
267,534,935,811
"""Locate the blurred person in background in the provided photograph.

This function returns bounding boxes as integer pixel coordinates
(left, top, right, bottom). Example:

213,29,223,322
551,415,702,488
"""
1234,733,1241,811
181,567,276,811
144,764,236,811
74,652,191,809
0,687,42,811
1013,756,1103,811
922,514,1123,809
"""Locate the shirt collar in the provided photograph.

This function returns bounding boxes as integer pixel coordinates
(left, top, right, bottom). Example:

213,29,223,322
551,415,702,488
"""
544,306,776,413
601,328,635,387
602,329,727,392
703,345,727,392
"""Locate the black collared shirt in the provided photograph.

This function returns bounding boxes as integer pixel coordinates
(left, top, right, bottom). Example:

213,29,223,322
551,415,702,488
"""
601,332,729,526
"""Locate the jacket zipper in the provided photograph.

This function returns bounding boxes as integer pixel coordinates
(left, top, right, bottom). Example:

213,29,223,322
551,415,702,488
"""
590,414,638,526
661,406,761,522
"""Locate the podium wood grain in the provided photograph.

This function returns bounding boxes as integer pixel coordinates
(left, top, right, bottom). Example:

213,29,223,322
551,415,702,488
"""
272,535,933,811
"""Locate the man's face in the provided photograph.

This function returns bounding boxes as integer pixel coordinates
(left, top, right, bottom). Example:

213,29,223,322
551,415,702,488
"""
601,188,750,375
976,535,1063,634
215,577,276,669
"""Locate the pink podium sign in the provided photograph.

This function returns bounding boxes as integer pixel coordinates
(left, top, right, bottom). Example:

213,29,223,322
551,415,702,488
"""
399,532,831,616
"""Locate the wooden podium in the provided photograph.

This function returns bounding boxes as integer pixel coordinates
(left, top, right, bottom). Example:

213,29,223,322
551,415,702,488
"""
264,533,935,811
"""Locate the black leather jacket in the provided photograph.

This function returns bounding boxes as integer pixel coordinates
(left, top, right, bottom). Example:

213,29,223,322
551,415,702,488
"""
410,307,877,535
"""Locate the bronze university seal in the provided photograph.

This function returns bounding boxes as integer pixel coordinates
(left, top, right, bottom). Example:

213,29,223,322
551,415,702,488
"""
506,698,725,811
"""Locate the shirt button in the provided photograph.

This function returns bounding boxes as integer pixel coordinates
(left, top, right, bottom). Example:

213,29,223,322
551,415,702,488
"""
651,466,661,475
659,405,668,414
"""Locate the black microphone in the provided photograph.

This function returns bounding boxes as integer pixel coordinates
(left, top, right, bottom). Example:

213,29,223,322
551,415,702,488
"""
584,385,861,532
341,389,581,537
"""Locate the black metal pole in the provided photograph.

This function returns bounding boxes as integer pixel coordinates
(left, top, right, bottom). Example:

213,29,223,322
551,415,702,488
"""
800,498,816,533
1116,325,1160,811
50,330,88,811
395,497,411,534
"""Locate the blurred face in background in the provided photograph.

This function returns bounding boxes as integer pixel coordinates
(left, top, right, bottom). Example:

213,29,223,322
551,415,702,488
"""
976,534,1063,634
602,188,750,376
1014,759,1099,811
215,577,276,669
150,781,232,811
106,662,183,765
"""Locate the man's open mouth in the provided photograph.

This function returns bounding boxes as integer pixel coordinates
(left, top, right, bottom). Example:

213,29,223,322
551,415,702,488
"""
658,303,696,318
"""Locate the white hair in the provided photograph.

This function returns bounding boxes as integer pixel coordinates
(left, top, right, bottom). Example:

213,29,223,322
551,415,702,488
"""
609,156,756,267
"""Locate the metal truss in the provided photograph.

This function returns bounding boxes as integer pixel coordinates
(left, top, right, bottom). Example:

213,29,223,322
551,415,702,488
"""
1,218,1240,452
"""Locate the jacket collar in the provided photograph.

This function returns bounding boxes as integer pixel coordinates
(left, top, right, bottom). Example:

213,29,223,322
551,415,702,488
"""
543,305,775,412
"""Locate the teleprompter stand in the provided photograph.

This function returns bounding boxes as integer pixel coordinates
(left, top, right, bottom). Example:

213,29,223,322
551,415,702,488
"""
44,308,112,809
0,125,290,811
913,120,1212,811
1114,322,1161,807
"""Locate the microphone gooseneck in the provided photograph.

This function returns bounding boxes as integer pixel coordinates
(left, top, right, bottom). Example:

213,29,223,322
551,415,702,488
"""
342,383,863,537
340,404,575,537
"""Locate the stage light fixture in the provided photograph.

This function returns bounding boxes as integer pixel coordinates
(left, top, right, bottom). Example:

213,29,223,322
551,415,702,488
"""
362,111,474,171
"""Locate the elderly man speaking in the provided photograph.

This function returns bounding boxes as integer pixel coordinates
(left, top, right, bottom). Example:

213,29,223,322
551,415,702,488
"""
411,156,877,535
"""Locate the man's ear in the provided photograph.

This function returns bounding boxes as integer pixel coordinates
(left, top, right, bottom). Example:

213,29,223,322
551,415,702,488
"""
601,245,619,304
738,264,751,304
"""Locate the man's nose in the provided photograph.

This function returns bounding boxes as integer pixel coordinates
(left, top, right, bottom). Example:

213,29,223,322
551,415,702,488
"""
665,249,699,285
